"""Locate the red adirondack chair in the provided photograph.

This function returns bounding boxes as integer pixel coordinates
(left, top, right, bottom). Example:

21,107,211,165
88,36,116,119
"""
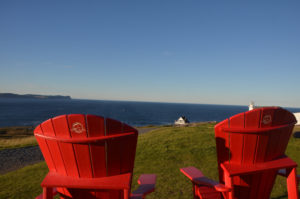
181,107,300,199
34,114,156,199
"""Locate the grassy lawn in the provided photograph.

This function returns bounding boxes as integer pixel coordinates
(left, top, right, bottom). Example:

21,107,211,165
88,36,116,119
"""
0,123,299,198
0,126,37,150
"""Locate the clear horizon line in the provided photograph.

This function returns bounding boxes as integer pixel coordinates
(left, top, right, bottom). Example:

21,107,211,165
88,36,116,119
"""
72,97,300,109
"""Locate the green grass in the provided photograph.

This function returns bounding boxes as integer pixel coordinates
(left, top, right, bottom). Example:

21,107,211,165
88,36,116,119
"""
0,123,299,198
0,162,48,198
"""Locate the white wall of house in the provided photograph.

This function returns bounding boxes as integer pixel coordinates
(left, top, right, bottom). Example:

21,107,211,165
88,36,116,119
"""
175,117,186,125
294,112,300,125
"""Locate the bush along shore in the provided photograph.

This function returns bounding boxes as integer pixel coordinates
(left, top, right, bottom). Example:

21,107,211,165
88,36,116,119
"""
0,123,299,198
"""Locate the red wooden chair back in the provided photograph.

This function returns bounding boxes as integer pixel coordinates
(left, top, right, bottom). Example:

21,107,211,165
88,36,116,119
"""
34,114,138,199
215,107,297,199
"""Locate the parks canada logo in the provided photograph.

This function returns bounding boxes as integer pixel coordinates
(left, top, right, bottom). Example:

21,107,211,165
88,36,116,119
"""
71,122,85,134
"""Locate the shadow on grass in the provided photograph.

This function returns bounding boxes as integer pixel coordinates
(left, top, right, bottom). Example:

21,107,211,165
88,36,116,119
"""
272,194,288,199
293,131,300,138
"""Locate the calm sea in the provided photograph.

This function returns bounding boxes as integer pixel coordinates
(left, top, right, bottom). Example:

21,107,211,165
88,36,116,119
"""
1,99,300,127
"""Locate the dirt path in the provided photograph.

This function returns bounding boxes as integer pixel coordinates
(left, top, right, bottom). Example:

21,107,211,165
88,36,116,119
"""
0,127,158,175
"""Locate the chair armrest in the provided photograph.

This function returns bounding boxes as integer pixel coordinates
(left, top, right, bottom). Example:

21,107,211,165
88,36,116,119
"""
131,174,157,199
180,167,231,192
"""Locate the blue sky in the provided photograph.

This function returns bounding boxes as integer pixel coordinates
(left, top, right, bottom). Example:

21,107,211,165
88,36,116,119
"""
1,1,300,107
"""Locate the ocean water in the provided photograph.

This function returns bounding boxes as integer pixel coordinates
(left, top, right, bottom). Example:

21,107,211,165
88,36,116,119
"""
0,99,299,127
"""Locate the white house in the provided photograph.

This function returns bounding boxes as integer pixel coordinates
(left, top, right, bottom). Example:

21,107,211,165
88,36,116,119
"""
175,116,189,125
293,112,300,125
248,101,262,111
249,101,255,110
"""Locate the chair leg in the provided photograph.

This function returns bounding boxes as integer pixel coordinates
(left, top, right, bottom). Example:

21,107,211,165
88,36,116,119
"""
124,188,129,199
192,182,198,199
287,168,299,199
42,187,53,199
224,171,233,199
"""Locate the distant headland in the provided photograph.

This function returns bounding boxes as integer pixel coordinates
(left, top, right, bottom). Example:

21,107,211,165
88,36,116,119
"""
0,93,72,100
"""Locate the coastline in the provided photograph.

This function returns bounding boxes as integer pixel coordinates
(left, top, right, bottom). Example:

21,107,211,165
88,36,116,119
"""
0,93,71,100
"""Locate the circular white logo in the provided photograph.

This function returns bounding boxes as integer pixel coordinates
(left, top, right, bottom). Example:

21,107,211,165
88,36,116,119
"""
71,122,85,134
262,115,272,125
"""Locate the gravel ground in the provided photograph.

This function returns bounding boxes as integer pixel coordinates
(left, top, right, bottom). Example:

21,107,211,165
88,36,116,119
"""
0,146,44,174
0,127,158,175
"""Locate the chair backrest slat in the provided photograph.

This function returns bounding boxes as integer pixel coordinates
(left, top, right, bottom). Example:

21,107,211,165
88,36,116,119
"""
41,119,67,176
121,124,138,173
228,112,245,164
35,125,56,172
106,118,125,176
52,115,80,178
86,115,108,178
68,114,93,178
